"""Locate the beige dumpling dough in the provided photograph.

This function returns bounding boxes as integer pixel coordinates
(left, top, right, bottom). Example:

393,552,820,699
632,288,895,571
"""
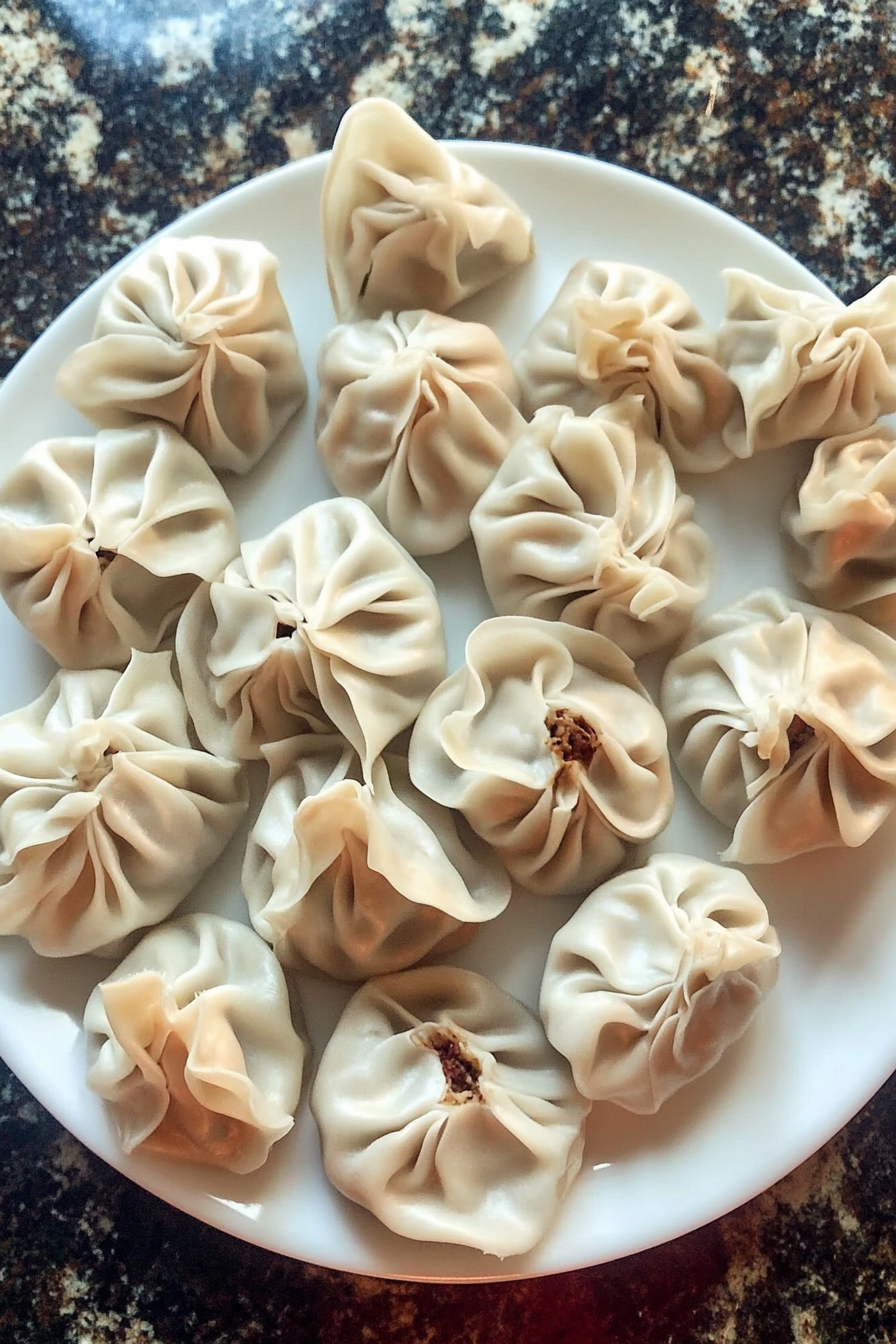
85,914,307,1173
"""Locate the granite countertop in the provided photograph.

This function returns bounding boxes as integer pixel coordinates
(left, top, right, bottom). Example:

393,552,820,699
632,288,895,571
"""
3,0,896,1339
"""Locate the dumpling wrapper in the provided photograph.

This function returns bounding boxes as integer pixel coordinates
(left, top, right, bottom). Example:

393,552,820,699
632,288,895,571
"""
0,423,239,670
243,734,511,980
540,853,780,1113
470,399,713,659
513,259,736,473
316,309,524,555
85,914,306,1173
176,496,447,771
408,615,674,896
310,965,588,1257
782,422,896,626
660,587,896,863
0,652,248,957
719,268,896,457
321,98,534,321
55,235,307,474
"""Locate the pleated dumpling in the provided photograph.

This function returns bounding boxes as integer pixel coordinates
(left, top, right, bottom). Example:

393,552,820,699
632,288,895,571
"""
470,398,713,659
316,309,524,555
719,268,896,457
56,235,307,474
782,422,896,625
0,423,239,670
0,652,248,957
85,914,307,1173
513,259,736,473
408,616,674,896
660,587,896,863
540,854,780,1114
321,98,534,321
310,966,588,1257
243,735,511,980
176,496,447,769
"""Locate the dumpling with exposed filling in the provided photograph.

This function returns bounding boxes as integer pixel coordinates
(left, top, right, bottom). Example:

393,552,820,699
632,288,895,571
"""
408,615,674,896
310,965,588,1257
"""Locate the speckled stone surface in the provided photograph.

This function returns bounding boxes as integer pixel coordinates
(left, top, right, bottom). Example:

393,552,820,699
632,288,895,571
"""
3,0,896,1338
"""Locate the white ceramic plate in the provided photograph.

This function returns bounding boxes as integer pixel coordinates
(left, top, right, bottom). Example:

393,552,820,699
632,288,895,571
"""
0,143,893,1283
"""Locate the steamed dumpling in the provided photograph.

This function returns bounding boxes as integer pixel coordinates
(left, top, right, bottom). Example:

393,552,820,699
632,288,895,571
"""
513,260,736,473
660,587,896,863
321,98,534,321
782,422,896,626
0,423,239,669
316,309,524,555
540,853,780,1113
0,652,248,957
56,235,307,474
470,398,713,659
719,269,896,457
85,914,307,1173
176,496,447,769
408,616,674,896
310,965,588,1257
243,734,511,980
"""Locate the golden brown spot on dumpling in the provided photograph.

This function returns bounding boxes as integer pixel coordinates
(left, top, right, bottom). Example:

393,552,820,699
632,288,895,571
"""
546,707,600,770
418,1025,483,1103
139,1033,256,1167
787,713,815,756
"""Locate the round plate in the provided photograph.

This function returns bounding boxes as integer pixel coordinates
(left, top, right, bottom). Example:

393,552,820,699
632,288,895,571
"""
0,143,892,1283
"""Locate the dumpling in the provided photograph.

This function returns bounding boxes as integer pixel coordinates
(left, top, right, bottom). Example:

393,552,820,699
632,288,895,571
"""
782,422,896,625
55,235,307,474
310,965,588,1256
408,616,674,896
513,260,736,473
0,652,247,957
85,914,306,1173
718,268,896,457
316,309,524,555
470,399,713,659
0,423,239,670
320,98,534,321
539,853,780,1113
660,587,896,863
243,734,511,981
176,496,447,769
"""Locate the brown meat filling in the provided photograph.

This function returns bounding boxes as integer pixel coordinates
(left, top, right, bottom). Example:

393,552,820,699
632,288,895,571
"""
546,706,600,770
787,714,815,756
95,547,117,570
417,1025,483,1103
275,621,296,640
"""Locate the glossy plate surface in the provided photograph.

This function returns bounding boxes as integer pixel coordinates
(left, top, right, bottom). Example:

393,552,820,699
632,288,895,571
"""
0,144,891,1282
